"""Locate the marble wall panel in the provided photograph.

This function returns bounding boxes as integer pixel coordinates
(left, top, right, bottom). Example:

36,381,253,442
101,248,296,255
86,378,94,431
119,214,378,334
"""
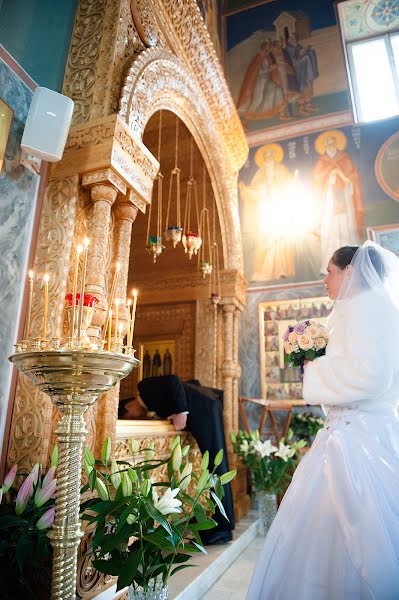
0,56,39,448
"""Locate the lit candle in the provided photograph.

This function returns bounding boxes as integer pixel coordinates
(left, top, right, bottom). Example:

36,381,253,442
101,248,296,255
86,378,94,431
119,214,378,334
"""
102,262,121,340
71,244,83,339
128,289,138,347
25,269,34,339
107,309,112,352
126,299,132,347
77,237,90,340
43,273,50,339
114,299,120,342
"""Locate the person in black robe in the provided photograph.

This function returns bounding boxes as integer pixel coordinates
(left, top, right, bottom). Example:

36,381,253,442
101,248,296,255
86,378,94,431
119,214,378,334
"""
137,375,235,544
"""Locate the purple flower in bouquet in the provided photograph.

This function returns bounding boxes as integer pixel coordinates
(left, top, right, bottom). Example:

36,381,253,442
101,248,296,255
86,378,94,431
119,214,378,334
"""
294,322,307,335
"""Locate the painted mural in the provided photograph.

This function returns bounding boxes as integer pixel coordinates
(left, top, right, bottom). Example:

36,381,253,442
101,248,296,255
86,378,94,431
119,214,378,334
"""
239,116,399,287
225,0,350,136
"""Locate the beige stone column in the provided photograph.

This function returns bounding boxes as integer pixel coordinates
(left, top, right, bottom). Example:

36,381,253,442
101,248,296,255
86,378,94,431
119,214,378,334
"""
232,307,241,434
221,304,235,453
82,170,126,336
112,199,139,337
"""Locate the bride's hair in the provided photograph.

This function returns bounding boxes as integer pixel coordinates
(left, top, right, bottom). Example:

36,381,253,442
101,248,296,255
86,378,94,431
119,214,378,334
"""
332,245,387,280
331,246,359,269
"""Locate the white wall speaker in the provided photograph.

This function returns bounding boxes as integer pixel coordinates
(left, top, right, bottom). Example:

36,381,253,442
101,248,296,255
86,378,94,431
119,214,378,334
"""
21,87,74,162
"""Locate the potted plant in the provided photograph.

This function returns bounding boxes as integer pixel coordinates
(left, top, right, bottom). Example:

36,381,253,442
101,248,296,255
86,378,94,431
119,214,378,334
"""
81,436,236,599
0,447,58,599
232,430,306,534
290,412,325,446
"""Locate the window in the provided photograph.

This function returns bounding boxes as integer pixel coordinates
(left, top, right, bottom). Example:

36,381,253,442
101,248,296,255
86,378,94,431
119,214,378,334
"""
346,32,399,123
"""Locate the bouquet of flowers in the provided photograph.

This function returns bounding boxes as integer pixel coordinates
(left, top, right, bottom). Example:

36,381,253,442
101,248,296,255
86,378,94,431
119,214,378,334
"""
0,446,58,598
283,320,328,370
231,430,306,495
81,436,236,595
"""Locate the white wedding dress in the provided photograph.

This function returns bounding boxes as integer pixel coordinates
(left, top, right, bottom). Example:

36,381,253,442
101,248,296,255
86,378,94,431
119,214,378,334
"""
247,245,399,600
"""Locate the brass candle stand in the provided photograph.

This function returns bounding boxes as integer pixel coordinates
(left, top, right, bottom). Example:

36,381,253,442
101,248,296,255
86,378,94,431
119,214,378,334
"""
9,341,139,600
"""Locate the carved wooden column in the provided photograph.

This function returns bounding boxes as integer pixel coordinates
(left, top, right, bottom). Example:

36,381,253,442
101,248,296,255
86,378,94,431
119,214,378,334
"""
93,198,139,455
221,303,235,453
112,198,139,334
232,306,241,434
81,176,119,337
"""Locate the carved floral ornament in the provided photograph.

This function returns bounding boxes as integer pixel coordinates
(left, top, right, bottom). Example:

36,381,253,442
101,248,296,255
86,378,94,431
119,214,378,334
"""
130,0,158,47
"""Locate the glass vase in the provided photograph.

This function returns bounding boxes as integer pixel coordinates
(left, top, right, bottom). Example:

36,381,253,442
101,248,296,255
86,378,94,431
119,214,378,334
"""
256,490,277,535
128,580,168,600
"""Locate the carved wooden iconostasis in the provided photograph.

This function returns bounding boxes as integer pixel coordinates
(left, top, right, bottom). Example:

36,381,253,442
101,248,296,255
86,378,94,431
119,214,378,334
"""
3,2,249,596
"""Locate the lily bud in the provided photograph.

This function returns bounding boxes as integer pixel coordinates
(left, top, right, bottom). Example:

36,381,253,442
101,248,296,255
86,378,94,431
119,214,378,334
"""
181,445,190,457
101,437,111,464
36,506,55,530
127,468,138,485
95,478,109,501
201,451,209,471
15,474,34,515
34,478,57,508
110,460,121,490
41,466,56,490
2,464,17,493
140,479,151,497
84,459,93,477
179,462,192,491
51,445,58,469
84,447,95,467
31,463,41,486
172,444,182,472
129,439,139,454
121,473,133,497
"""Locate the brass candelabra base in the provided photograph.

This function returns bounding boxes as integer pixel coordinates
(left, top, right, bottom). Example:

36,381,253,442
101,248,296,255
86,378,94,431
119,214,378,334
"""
9,349,140,600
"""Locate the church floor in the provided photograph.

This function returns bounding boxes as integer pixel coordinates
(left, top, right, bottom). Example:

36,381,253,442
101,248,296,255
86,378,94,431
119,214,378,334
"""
200,535,264,600
169,512,261,600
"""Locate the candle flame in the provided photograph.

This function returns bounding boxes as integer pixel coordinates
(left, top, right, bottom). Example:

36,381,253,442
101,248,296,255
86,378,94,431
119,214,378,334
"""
116,262,121,273
83,238,90,248
132,289,138,297
43,273,50,283
29,270,34,280
77,244,83,254
127,299,132,307
115,298,120,306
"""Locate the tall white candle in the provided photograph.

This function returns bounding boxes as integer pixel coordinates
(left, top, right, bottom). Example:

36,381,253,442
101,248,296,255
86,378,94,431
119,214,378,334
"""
102,262,120,340
77,238,90,340
71,244,82,339
25,270,34,339
129,289,138,347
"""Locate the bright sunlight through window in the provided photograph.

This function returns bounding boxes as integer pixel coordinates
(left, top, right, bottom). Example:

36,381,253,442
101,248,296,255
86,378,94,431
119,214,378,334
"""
348,34,399,123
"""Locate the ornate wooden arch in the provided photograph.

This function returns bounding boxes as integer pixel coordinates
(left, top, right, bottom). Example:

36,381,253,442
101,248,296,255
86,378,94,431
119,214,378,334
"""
119,46,243,270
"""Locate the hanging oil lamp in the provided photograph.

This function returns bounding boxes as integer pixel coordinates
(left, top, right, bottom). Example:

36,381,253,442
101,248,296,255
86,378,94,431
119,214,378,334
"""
209,198,221,303
198,164,213,278
165,116,183,247
146,111,165,263
182,138,202,259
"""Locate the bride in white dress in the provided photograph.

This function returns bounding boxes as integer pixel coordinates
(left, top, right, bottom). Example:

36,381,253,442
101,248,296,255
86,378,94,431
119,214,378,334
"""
246,241,399,600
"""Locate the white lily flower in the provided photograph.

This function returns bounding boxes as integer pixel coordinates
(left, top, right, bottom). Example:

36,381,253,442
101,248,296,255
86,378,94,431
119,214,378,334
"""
239,439,250,454
252,440,278,458
275,443,296,462
179,462,192,491
152,487,182,515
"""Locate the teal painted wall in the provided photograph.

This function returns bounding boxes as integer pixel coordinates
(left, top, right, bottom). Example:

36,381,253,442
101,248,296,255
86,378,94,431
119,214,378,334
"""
0,0,77,91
